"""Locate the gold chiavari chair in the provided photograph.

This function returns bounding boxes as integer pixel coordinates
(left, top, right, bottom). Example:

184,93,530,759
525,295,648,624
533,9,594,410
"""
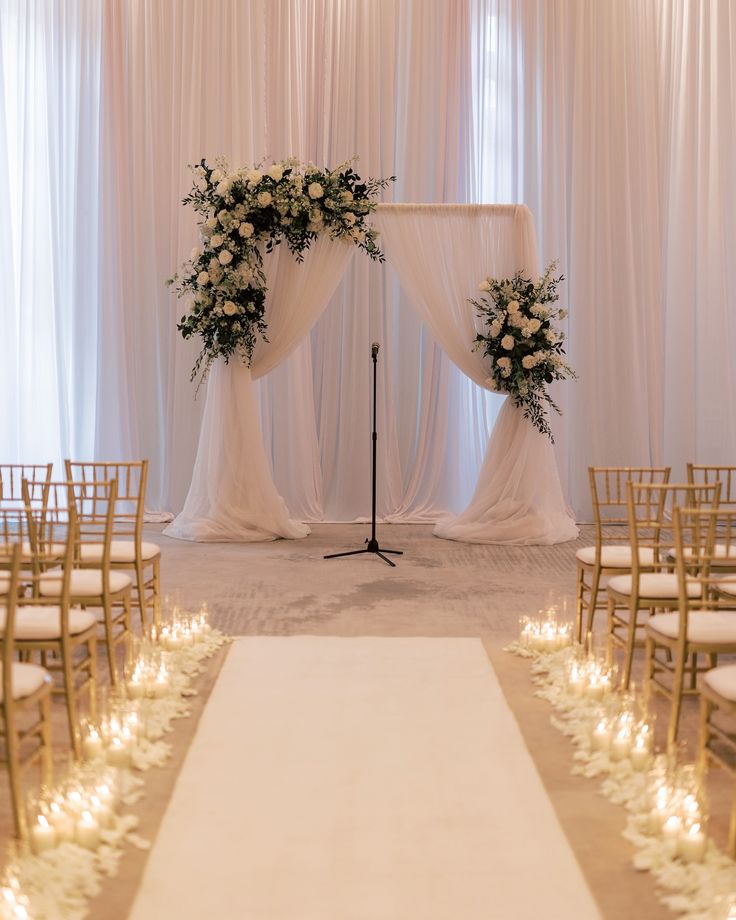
65,460,161,630
574,466,671,642
606,481,721,689
35,479,132,688
12,485,97,757
0,517,53,840
0,464,52,510
645,507,736,748
699,660,736,857
687,464,736,571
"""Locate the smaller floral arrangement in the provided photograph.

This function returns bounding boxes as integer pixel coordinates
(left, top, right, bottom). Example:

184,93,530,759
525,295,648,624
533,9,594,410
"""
168,157,394,386
472,261,576,440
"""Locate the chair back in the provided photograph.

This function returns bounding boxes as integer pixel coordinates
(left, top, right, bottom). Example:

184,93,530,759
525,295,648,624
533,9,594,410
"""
626,481,721,582
66,461,147,549
673,507,736,627
688,464,736,509
588,466,671,552
0,464,52,509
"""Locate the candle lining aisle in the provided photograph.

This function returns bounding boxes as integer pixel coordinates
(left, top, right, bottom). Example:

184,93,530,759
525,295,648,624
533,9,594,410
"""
0,607,229,920
505,631,736,920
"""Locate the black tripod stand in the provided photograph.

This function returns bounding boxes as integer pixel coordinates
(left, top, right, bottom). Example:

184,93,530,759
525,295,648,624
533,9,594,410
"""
324,342,403,567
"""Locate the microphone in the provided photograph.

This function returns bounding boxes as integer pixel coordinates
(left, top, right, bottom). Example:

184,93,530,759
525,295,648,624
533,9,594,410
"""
371,342,380,359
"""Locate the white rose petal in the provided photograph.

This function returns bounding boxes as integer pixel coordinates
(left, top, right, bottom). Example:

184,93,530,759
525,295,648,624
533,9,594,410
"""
501,334,515,351
218,250,233,265
308,182,324,199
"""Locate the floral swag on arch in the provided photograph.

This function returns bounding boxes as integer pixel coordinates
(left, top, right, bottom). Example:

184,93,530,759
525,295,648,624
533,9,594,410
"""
168,157,394,384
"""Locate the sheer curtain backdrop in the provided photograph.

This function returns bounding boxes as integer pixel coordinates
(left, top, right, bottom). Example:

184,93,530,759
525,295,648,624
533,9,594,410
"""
1,0,734,523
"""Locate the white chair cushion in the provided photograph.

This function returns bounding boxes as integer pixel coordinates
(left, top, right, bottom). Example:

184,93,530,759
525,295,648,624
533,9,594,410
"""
715,576,736,597
79,540,161,564
607,573,701,599
0,605,97,640
576,545,655,567
648,611,736,644
0,662,50,703
39,569,131,597
704,664,736,702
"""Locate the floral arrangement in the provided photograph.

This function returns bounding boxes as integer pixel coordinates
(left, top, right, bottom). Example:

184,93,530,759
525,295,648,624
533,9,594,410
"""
472,261,576,440
168,157,394,385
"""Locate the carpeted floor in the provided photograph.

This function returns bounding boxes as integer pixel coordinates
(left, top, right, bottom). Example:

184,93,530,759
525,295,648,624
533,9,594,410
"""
2,522,731,919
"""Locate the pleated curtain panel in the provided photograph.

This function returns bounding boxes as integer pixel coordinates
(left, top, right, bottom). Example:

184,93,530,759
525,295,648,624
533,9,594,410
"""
2,0,735,528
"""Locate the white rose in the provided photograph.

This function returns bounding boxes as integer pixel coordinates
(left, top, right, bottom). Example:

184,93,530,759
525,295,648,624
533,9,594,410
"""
218,250,233,265
545,329,557,344
196,271,209,285
308,182,324,199
190,246,201,260
267,165,284,181
507,300,520,313
343,212,356,226
223,300,238,316
488,321,502,339
497,357,511,370
528,318,542,333
216,179,231,197
246,169,263,184
501,334,515,350
217,209,229,225
205,216,218,229
210,168,224,183
522,355,536,369
239,222,254,238
210,234,223,248
478,280,491,292
257,191,273,207
341,189,354,201
521,326,532,338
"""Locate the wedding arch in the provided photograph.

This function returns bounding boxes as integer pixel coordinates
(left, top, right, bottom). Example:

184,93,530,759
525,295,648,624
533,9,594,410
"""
164,160,577,545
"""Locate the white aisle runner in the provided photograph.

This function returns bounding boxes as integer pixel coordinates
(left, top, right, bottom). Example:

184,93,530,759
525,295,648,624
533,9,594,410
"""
129,638,601,920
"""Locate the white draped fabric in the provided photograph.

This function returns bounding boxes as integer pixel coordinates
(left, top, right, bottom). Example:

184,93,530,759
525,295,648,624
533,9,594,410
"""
375,204,577,544
3,1,735,525
165,237,355,542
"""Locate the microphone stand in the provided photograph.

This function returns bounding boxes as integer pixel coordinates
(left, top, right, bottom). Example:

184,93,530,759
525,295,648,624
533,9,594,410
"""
324,342,403,567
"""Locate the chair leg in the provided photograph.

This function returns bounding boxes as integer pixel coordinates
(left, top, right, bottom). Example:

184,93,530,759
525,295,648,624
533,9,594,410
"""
697,695,711,778
4,715,27,840
644,634,655,702
134,560,148,631
667,644,687,750
88,636,98,721
152,556,161,630
39,693,53,786
102,597,118,687
584,566,603,640
62,644,81,759
575,564,586,643
622,601,638,690
606,594,616,664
